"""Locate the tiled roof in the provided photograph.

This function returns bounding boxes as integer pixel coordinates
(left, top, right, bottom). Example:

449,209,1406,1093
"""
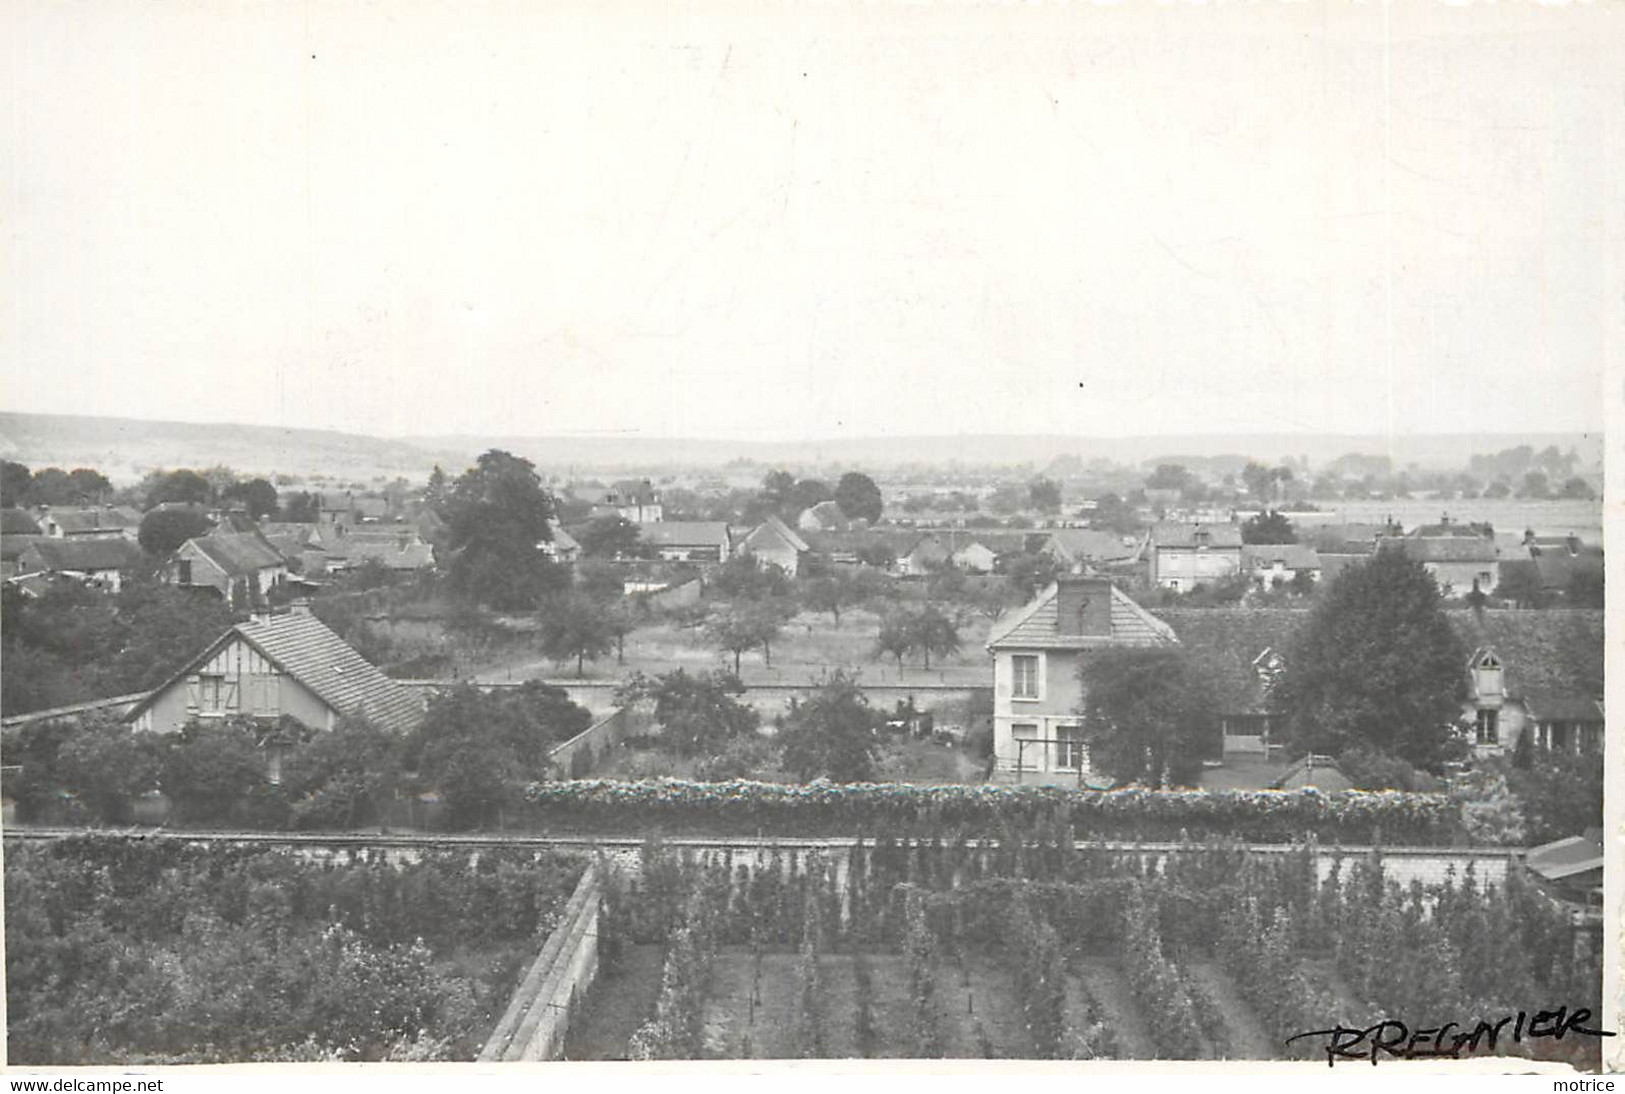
1,509,42,535
187,532,287,577
1240,543,1322,570
45,507,141,534
637,521,731,548
1042,529,1138,563
343,539,436,570
1152,522,1243,549
1,534,45,562
747,515,809,554
127,612,424,735
237,613,423,733
905,534,954,564
1384,537,1497,564
22,537,144,572
988,582,1179,650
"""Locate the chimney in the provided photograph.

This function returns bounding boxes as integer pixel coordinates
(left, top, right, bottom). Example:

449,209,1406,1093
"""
1056,576,1113,637
1524,527,1536,546
289,598,313,616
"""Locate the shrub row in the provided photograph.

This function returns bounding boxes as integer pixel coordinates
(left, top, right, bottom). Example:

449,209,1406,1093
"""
523,779,1466,844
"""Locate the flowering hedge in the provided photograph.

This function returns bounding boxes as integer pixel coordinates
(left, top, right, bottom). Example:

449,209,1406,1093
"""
522,779,1465,844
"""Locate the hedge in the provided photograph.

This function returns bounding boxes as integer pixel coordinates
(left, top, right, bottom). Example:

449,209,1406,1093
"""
522,778,1465,844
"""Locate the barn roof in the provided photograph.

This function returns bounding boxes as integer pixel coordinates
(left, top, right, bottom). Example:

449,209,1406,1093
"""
22,536,145,572
1042,529,1139,563
637,521,732,548
186,531,287,577
1,509,42,535
1152,522,1243,549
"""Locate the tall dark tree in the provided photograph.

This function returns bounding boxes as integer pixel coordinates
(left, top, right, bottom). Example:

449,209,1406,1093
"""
1241,510,1297,545
423,465,452,514
790,478,834,514
145,469,214,508
1270,548,1468,771
221,477,279,520
65,468,113,504
1,460,32,507
1028,477,1062,513
1079,647,1212,789
443,450,564,610
138,508,214,557
577,515,644,559
279,491,320,522
834,471,884,524
779,670,879,783
27,468,78,506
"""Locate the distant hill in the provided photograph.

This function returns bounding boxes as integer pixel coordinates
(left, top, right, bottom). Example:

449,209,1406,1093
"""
412,430,1606,476
0,412,471,485
0,411,1602,483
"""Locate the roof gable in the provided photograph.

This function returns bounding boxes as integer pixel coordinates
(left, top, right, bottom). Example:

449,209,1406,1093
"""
988,582,1178,650
23,537,144,572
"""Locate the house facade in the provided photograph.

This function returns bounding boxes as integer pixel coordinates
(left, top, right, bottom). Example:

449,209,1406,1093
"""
986,577,1179,781
637,521,731,563
1149,522,1244,590
1239,543,1322,590
950,540,998,574
1383,536,1499,597
592,481,663,524
124,608,425,750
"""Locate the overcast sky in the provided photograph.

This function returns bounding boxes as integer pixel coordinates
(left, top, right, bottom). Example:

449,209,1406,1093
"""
4,2,1618,442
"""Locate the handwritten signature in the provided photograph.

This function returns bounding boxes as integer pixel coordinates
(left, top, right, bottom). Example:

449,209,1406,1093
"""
1288,1006,1615,1066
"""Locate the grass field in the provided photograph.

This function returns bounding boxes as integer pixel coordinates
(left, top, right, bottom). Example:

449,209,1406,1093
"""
488,604,998,687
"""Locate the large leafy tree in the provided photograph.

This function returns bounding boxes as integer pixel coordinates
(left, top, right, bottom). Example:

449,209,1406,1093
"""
220,477,279,520
138,507,213,556
576,515,644,559
909,605,961,670
779,670,879,783
834,471,884,524
1028,477,1062,513
1079,647,1212,789
1,460,32,507
145,469,214,508
443,450,564,610
1270,548,1468,771
1241,510,1297,545
621,669,757,757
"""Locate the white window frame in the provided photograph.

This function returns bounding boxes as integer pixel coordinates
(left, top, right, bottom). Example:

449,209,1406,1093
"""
1010,653,1043,701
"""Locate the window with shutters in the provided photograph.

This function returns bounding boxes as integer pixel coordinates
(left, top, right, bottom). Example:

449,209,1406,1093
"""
197,674,226,715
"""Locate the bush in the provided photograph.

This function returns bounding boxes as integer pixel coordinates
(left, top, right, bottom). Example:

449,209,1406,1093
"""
693,736,781,782
160,720,268,824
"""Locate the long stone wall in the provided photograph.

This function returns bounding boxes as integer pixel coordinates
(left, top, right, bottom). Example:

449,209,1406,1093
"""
478,863,603,1062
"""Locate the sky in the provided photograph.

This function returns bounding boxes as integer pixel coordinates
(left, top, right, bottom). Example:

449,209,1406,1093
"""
4,1,1619,443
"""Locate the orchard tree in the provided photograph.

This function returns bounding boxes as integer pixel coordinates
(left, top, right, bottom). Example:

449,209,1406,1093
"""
873,613,913,671
537,591,616,676
1079,647,1212,789
621,669,757,757
1242,510,1297,545
443,450,565,610
1270,548,1468,771
138,507,213,557
909,605,962,670
834,471,884,524
779,670,879,783
805,573,858,626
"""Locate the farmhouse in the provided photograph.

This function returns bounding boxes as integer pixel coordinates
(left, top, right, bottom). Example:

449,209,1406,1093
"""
1239,543,1321,589
33,506,142,541
950,539,998,574
1148,522,1243,591
986,576,1178,781
796,500,850,533
14,536,146,593
1382,536,1498,597
164,530,288,602
590,481,663,524
738,515,809,575
124,607,425,739
637,521,731,563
